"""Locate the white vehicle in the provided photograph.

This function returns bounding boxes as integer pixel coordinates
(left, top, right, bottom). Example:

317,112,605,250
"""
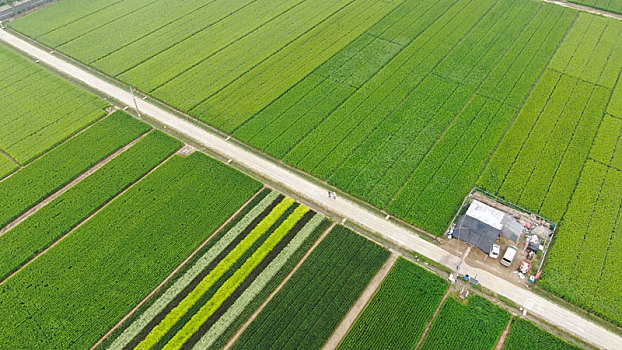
489,244,500,259
500,245,517,267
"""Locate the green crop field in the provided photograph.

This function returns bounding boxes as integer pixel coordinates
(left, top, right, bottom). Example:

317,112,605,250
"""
569,0,622,14
420,296,511,350
0,130,181,281
504,318,582,350
338,257,448,350
0,42,108,169
0,111,150,228
231,225,390,350
107,192,329,350
6,0,622,343
0,152,261,349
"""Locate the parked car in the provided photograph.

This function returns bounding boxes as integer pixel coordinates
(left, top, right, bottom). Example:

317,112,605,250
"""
489,244,500,259
500,245,518,267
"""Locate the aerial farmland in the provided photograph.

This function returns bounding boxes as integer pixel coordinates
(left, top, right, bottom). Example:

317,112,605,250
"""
0,0,621,349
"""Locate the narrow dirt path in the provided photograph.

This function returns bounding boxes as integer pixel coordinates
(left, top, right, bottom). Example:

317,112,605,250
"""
223,222,336,350
415,289,451,349
542,0,622,20
90,186,266,349
0,147,20,167
495,318,514,350
323,252,399,350
0,130,150,237
0,150,177,287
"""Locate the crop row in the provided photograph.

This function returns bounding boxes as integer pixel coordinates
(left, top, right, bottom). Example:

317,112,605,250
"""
0,44,108,164
164,205,311,349
388,96,516,234
0,111,149,228
105,189,282,350
504,318,581,350
195,214,328,350
194,0,400,133
339,257,448,349
150,0,359,113
0,130,181,281
589,115,622,167
232,225,389,350
419,296,511,350
0,152,262,349
232,0,448,158
116,0,295,92
608,81,622,118
480,71,609,222
569,0,622,14
540,160,622,326
135,196,296,349
549,13,622,89
281,0,496,180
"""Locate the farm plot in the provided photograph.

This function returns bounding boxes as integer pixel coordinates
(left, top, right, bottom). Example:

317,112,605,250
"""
589,115,622,170
0,154,16,179
539,160,622,326
234,0,575,235
0,111,150,229
419,296,511,350
106,192,329,350
338,257,448,350
0,152,261,349
479,13,622,222
569,0,622,16
231,225,390,350
0,130,181,281
0,42,108,164
503,318,582,350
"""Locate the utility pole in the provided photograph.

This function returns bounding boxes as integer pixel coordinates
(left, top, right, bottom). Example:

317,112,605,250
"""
129,85,142,119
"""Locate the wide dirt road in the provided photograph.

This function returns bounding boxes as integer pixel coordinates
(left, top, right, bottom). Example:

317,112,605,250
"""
1,29,619,350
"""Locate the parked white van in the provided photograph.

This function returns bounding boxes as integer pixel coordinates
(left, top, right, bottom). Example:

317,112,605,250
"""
500,245,517,267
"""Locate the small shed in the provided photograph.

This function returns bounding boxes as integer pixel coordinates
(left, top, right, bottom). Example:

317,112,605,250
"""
454,200,505,254
501,216,522,243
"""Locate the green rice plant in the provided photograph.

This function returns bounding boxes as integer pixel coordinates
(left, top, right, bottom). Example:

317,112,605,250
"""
0,155,17,180
0,112,149,228
0,152,261,349
231,226,390,350
504,318,582,350
0,130,181,280
106,191,280,350
339,258,448,349
164,205,310,349
420,296,511,350
135,197,295,350
193,214,326,349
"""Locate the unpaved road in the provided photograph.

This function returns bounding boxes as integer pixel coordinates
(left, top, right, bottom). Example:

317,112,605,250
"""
1,29,620,350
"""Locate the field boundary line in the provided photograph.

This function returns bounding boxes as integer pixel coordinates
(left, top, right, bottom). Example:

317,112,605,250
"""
311,0,498,179
414,288,450,350
186,0,359,113
222,222,336,350
322,252,398,350
0,147,20,166
88,0,221,65
0,149,177,287
494,318,514,350
542,0,622,20
110,0,260,78
148,0,310,94
0,107,113,184
89,185,266,349
0,129,150,237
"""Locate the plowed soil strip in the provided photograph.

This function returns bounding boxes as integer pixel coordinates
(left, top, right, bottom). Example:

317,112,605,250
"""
0,130,149,236
323,252,399,350
90,185,266,350
223,222,336,350
0,150,177,287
